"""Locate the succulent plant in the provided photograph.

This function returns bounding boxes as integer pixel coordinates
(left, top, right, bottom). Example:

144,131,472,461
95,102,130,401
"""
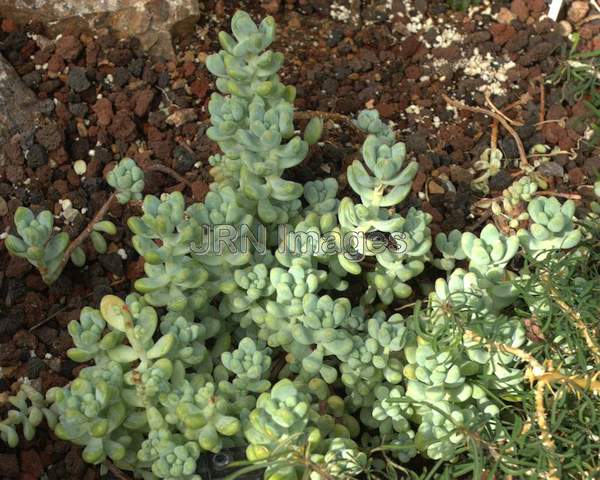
347,134,418,208
433,229,466,272
244,379,312,461
517,197,582,259
2,10,594,480
5,158,132,284
471,148,503,194
221,337,272,393
107,157,145,204
4,207,70,284
0,384,56,447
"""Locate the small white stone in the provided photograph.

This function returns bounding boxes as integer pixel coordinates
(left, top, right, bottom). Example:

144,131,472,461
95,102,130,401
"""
117,248,128,260
0,232,8,240
74,160,87,175
44,353,52,359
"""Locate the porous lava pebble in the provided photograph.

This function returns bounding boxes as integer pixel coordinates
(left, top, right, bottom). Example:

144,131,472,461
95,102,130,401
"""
67,66,91,92
26,143,48,168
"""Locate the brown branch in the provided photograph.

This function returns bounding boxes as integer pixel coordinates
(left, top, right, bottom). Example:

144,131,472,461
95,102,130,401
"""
538,77,546,127
485,93,523,127
57,192,117,276
504,92,532,112
534,117,567,128
467,210,493,232
491,119,499,151
104,461,133,480
443,94,529,167
534,191,581,200
143,164,193,189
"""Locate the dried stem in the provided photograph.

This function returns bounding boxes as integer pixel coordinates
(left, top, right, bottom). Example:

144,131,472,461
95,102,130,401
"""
534,191,581,200
104,461,133,480
143,163,193,189
541,274,600,363
534,117,567,128
538,77,546,127
491,119,499,151
485,93,523,127
57,192,117,277
534,381,558,479
443,94,529,167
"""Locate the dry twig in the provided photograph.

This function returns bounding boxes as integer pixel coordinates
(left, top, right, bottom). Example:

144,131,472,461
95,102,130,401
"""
485,94,523,127
55,192,117,278
144,163,194,189
442,94,530,167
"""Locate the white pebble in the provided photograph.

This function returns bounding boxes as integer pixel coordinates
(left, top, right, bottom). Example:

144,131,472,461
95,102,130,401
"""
117,248,128,260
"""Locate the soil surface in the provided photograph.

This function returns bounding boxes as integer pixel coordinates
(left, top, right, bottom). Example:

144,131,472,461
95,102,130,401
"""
1,0,599,478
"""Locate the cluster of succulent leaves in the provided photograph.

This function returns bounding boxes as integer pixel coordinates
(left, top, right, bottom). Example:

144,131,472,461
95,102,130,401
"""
4,158,144,284
2,10,600,480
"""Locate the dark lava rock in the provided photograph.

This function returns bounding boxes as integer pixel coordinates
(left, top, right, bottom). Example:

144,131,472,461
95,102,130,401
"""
99,253,124,277
22,70,42,88
499,137,519,160
129,57,144,77
70,139,90,161
27,356,45,378
538,161,564,177
69,102,89,117
68,67,91,93
505,30,529,52
0,453,19,478
91,283,113,305
39,79,62,93
489,169,513,191
26,143,48,168
406,132,429,154
327,26,344,47
35,123,63,151
60,358,79,378
94,147,113,165
0,305,24,336
114,66,130,87
173,145,196,173
157,71,170,88
55,35,82,61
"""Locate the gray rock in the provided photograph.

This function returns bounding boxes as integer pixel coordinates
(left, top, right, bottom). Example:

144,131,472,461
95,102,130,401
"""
0,0,201,59
537,161,565,178
26,144,48,169
68,67,91,93
0,54,51,167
